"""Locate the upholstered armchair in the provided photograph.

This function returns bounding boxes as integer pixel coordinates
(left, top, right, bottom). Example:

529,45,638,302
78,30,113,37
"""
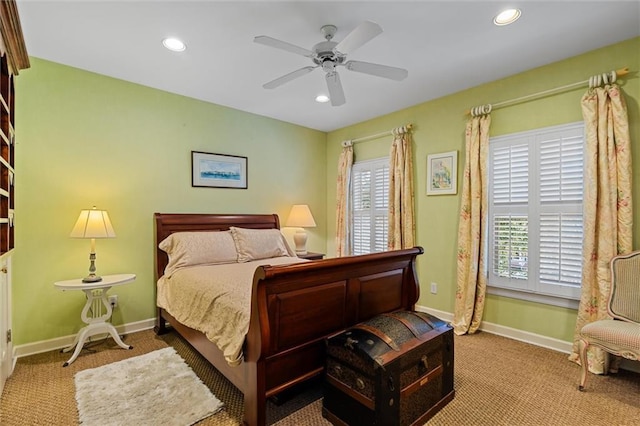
578,251,640,391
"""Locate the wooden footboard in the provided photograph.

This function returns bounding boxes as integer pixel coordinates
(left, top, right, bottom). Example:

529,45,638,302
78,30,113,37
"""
244,247,422,425
153,213,423,426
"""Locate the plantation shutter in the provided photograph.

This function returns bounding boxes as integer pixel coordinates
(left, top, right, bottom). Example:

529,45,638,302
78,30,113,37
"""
492,143,529,204
490,141,529,282
351,158,389,255
537,131,584,289
488,122,584,302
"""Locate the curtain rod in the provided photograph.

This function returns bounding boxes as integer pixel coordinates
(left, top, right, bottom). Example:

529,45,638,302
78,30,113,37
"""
466,66,630,116
341,124,413,147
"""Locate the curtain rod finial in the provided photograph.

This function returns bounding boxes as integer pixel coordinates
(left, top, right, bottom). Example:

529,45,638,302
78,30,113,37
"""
616,67,629,77
470,104,492,117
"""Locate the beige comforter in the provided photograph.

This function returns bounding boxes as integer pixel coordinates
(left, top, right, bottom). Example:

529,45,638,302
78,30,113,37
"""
156,256,307,365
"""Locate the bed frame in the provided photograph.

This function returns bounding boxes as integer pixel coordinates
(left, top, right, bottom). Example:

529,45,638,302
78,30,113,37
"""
154,213,423,426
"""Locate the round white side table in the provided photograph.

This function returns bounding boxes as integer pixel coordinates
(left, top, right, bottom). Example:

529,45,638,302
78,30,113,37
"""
54,273,136,366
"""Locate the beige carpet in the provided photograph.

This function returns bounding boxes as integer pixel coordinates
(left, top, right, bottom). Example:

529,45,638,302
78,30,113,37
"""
1,328,639,425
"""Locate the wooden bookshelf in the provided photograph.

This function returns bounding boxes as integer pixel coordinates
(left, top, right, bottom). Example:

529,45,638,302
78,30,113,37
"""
0,0,29,255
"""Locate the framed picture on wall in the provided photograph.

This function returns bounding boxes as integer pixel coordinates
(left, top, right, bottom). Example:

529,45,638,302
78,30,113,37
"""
191,151,248,189
427,151,457,195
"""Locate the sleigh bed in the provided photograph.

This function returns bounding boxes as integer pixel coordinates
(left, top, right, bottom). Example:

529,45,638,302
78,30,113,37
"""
154,213,423,426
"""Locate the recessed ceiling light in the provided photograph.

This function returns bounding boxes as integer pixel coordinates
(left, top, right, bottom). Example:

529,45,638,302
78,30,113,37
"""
494,8,521,26
315,94,330,103
162,37,186,52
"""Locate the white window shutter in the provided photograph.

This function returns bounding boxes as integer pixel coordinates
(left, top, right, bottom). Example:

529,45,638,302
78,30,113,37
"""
539,133,583,202
488,122,584,302
538,129,584,289
492,215,528,280
539,213,583,286
351,158,389,255
492,142,529,204
352,169,371,211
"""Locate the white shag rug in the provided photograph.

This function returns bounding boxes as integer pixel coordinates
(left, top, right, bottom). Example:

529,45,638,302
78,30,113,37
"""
74,347,224,426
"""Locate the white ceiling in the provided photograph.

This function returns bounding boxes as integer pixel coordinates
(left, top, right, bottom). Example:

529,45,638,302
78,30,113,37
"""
16,1,640,132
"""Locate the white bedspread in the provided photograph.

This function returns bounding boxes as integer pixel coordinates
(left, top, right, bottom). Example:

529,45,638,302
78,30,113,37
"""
156,256,307,365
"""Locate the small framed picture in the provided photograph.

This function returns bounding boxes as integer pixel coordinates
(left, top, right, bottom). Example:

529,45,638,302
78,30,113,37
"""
427,151,457,195
191,151,248,189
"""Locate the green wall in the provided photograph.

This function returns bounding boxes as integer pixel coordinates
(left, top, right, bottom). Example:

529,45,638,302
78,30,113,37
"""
326,37,640,343
12,37,640,348
13,58,327,345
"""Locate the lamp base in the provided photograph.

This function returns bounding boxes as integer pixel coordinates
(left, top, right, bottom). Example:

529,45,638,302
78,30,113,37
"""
83,249,102,283
293,230,308,256
82,274,102,283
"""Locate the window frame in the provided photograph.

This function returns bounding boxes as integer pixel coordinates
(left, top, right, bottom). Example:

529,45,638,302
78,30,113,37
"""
487,121,585,309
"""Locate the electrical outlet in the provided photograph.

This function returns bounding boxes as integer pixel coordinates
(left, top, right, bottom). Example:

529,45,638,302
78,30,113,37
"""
430,282,438,294
108,295,118,308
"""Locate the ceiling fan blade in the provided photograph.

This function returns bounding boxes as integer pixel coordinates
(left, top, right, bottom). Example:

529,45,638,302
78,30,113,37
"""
263,66,317,89
325,71,346,106
334,21,383,55
343,60,408,81
254,35,314,58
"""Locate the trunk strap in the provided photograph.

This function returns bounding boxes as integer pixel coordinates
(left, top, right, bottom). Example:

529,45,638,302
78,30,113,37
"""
352,324,400,351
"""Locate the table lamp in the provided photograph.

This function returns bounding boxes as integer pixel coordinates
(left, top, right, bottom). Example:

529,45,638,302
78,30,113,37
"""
286,204,316,255
70,206,116,283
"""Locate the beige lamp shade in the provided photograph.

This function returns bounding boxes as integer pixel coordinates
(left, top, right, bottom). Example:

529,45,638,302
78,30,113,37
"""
286,205,316,256
286,204,317,228
70,207,116,239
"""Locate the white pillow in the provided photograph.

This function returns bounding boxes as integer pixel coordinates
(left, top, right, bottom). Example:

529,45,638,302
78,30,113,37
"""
158,231,238,277
229,227,293,262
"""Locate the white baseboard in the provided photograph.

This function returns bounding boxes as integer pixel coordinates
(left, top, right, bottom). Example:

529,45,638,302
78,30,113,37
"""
12,318,156,360
11,310,640,374
415,304,640,373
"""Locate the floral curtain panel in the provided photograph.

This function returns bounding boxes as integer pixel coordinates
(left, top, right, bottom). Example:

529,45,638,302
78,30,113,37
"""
453,109,491,335
389,127,416,250
569,78,633,374
335,143,353,257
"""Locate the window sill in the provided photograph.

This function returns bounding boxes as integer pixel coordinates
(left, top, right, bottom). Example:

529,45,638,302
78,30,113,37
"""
487,286,579,310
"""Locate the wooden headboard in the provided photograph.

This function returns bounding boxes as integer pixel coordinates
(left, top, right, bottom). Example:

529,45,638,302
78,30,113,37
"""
154,213,280,279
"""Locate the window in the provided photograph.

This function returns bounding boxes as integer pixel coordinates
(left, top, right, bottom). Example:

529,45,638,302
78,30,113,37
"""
488,122,584,306
351,157,389,255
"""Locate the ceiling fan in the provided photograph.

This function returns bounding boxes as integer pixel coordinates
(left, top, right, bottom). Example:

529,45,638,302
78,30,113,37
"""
254,21,408,106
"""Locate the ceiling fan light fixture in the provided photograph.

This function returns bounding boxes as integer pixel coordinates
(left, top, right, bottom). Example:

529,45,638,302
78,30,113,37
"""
254,20,406,107
162,37,186,52
494,8,521,26
315,94,330,103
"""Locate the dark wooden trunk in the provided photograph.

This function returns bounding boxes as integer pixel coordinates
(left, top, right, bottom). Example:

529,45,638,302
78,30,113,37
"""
323,311,454,426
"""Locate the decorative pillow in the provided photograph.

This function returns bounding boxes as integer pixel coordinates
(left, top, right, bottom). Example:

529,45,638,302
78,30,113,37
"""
158,231,238,277
229,227,293,262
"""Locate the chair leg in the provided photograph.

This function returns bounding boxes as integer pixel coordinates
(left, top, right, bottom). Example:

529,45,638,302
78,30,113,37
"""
578,339,589,391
